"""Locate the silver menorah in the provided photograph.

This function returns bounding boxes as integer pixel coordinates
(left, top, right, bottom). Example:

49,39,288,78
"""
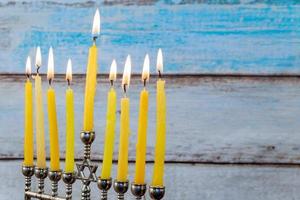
22,131,165,200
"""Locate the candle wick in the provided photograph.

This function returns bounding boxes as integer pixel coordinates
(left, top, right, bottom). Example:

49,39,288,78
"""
123,84,127,96
110,80,114,87
67,79,71,87
143,78,147,88
26,73,30,80
158,70,162,79
36,66,40,74
48,78,52,86
93,36,97,44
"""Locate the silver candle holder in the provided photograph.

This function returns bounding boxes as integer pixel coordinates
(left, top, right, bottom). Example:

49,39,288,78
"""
97,177,112,200
48,170,62,197
22,165,34,200
149,186,165,200
62,172,76,200
131,183,147,200
113,180,129,200
22,130,166,200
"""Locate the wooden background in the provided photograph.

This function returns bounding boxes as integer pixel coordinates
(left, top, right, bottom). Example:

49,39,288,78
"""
1,75,300,199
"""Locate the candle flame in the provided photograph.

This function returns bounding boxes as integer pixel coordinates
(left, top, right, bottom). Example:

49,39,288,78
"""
142,54,150,82
156,48,163,74
66,58,72,83
109,59,117,82
47,47,54,81
25,56,31,76
35,46,42,68
92,8,100,36
122,55,131,91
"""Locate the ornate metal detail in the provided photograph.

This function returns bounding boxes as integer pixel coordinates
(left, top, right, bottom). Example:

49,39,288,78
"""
77,131,97,200
76,160,98,183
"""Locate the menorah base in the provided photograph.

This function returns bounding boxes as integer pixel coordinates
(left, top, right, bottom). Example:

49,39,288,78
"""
22,130,167,200
25,191,65,200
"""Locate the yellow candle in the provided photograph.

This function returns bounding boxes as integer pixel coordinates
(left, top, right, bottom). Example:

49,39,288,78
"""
35,46,46,168
83,9,100,131
47,88,60,171
152,49,166,187
83,44,97,131
65,59,75,173
23,56,34,166
134,54,150,184
117,55,131,181
47,47,60,171
101,60,117,179
117,97,130,181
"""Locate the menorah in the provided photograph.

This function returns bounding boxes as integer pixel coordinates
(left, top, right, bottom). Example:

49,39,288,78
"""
22,131,165,200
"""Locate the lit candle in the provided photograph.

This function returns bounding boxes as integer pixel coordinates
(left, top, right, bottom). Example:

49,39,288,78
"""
83,9,100,131
23,56,34,166
134,54,150,184
65,59,75,173
100,60,117,179
152,49,166,187
117,55,131,182
35,46,47,168
47,47,60,171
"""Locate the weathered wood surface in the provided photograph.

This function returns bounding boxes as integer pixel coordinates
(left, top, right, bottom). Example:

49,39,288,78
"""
1,75,300,164
2,161,300,200
0,1,298,74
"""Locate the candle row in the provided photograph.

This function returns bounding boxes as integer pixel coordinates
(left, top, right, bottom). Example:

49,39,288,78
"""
24,50,166,188
23,9,166,188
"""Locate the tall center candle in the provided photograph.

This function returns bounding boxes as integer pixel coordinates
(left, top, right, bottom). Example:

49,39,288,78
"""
35,47,47,169
83,9,100,131
117,55,131,182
